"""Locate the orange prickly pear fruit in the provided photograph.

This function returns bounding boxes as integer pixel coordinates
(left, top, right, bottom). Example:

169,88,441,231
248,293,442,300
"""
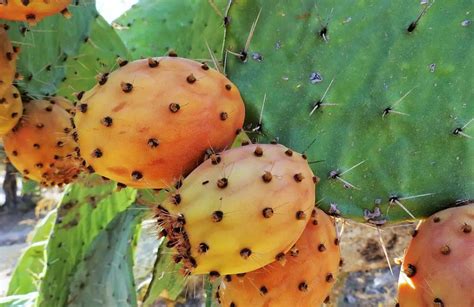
217,208,341,307
74,57,245,189
398,203,474,307
0,0,72,25
0,85,22,135
3,98,83,186
0,25,18,96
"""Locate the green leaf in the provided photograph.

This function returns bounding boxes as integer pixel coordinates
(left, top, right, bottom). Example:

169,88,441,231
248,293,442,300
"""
67,207,143,307
37,176,137,306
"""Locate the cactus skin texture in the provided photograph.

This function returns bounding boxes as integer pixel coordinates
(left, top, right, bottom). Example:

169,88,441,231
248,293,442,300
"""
0,0,71,25
398,203,473,307
156,143,316,275
0,25,18,95
3,99,82,186
75,57,245,189
114,0,226,60
224,0,473,222
0,85,22,135
218,208,340,306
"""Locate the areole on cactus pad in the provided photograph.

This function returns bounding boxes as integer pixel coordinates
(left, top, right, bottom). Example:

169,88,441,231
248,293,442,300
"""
0,0,72,25
155,143,317,275
74,56,245,189
0,24,18,96
3,98,83,186
0,85,22,135
218,208,341,307
397,202,473,307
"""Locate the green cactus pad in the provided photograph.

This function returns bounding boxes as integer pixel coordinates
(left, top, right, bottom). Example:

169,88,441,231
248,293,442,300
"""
114,0,227,60
3,1,97,98
57,15,129,100
37,177,137,306
68,207,142,307
224,0,473,222
7,210,57,296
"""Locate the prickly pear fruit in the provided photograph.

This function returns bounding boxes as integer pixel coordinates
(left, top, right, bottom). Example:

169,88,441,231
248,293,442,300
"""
0,85,22,135
75,57,245,189
155,143,316,275
0,0,71,24
4,98,83,186
217,208,340,307
398,203,474,307
0,25,18,96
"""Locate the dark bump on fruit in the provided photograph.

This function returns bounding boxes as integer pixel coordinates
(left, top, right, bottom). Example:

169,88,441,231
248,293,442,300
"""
262,207,274,218
33,143,40,149
79,103,88,113
57,141,64,147
254,146,263,157
440,245,450,255
230,303,236,307
12,150,18,156
240,248,252,259
405,264,417,277
220,112,228,121
433,298,444,307
117,58,128,67
301,154,307,160
171,193,181,205
275,252,285,262
121,82,133,93
201,63,209,70
285,149,293,156
101,116,113,127
217,178,228,188
225,84,232,91
211,155,221,165
212,211,223,222
209,271,220,278
97,73,109,85
462,223,472,233
326,273,334,282
148,57,159,68
433,216,440,223
262,171,272,183
224,275,232,282
318,243,326,252
298,282,308,292
334,238,340,245
168,50,178,57
324,296,330,304
241,141,250,146
35,163,43,169
259,286,268,295
186,74,196,84
202,180,209,185
296,210,306,220
411,229,418,237
169,103,180,113
147,138,159,148
198,243,209,254
294,173,304,182
131,171,143,181
45,106,53,112
92,148,103,158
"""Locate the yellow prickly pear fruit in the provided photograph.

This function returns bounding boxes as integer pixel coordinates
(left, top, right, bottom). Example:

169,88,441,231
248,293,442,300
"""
217,208,341,307
3,98,83,186
74,57,245,189
398,203,474,307
155,143,317,276
0,85,22,135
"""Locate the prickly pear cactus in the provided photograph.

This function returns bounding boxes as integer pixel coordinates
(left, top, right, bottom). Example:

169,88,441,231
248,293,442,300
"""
0,25,18,95
398,203,473,307
218,208,341,307
156,143,316,275
114,0,227,60
224,0,473,222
